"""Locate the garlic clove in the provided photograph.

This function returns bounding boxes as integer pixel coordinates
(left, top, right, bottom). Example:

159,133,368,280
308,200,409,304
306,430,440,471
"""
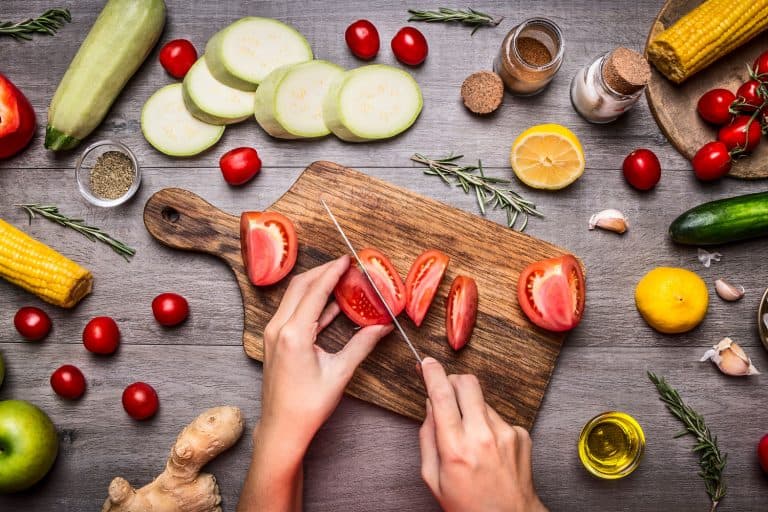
700,337,760,376
697,248,722,268
714,279,745,301
588,209,628,234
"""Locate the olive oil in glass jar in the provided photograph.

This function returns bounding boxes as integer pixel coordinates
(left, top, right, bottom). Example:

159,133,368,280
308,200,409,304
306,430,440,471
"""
578,411,645,479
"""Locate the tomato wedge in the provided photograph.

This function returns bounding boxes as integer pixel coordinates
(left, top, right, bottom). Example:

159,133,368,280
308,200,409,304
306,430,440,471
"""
405,249,449,326
517,254,585,332
446,276,478,351
334,248,405,327
240,212,298,286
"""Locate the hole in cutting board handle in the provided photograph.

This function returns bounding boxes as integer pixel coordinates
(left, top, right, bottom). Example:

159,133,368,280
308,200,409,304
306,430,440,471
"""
161,207,180,223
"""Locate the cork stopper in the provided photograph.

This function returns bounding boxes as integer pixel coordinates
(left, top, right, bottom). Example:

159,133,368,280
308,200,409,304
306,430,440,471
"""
603,47,650,95
460,71,504,115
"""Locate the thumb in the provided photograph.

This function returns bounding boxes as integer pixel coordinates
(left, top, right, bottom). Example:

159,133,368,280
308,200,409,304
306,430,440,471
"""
335,323,394,378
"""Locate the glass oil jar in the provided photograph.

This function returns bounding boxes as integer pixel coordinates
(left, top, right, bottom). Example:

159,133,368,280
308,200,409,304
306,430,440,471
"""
493,17,564,96
578,411,645,479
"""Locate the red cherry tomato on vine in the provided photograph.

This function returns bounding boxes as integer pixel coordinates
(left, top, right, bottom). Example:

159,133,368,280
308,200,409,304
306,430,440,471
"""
718,115,762,152
158,39,197,79
152,293,189,327
753,50,768,78
391,27,428,66
735,80,764,112
692,141,732,181
50,365,86,400
122,382,159,420
13,306,52,341
697,88,736,125
622,148,661,191
219,147,261,186
345,20,380,60
82,316,120,355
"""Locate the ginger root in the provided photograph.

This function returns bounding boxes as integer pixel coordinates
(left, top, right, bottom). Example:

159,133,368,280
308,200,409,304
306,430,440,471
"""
102,406,245,512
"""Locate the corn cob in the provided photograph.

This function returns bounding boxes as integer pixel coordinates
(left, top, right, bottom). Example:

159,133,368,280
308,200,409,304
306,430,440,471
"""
0,219,93,308
648,0,768,83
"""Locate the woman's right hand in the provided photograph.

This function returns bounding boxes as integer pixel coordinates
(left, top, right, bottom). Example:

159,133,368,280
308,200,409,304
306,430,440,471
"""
419,357,548,512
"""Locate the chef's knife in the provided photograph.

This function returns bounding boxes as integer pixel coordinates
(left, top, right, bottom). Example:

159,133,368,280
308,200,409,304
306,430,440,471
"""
321,199,422,364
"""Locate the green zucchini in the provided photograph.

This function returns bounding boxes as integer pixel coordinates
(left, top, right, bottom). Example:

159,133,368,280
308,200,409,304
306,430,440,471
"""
669,191,768,245
45,0,166,151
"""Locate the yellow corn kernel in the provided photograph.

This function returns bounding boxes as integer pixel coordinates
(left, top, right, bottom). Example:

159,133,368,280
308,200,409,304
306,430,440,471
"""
648,0,768,83
0,219,92,308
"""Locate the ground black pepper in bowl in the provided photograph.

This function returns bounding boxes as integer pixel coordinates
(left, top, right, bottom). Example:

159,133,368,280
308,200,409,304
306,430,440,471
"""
90,151,135,200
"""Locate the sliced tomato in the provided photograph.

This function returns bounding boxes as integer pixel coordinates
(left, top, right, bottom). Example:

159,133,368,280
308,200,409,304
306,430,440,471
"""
446,276,478,351
334,248,405,327
405,249,449,326
517,254,585,332
240,211,298,286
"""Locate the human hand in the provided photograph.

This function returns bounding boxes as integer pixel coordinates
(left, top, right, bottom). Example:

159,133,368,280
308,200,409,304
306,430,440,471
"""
258,255,393,461
419,358,548,512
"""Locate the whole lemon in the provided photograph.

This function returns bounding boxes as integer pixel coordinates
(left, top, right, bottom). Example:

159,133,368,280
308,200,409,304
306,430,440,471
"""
635,267,708,334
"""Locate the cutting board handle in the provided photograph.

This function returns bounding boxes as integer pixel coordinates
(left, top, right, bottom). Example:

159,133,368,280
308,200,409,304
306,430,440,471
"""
143,188,241,267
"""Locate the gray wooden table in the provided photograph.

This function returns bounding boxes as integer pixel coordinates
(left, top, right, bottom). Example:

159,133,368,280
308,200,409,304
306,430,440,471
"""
1,1,767,510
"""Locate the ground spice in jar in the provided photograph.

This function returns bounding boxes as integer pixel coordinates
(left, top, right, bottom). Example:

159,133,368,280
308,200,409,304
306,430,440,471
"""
516,37,552,67
461,71,504,114
90,151,135,200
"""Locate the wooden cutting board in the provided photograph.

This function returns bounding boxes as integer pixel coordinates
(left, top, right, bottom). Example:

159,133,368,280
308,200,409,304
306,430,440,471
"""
143,161,577,429
645,0,768,179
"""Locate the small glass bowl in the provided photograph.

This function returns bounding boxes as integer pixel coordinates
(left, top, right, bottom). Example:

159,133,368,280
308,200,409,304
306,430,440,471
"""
75,140,141,207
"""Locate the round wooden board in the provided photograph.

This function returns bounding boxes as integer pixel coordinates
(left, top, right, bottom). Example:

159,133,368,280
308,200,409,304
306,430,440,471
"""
645,0,768,179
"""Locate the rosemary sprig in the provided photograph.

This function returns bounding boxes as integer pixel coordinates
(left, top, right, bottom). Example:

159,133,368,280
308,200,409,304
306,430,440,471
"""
0,8,71,41
648,372,727,512
411,153,541,231
17,204,136,261
407,7,503,35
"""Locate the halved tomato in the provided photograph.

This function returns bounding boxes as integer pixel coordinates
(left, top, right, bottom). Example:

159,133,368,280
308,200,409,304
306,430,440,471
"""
446,275,478,351
334,248,405,327
517,254,585,332
405,249,449,326
240,212,298,286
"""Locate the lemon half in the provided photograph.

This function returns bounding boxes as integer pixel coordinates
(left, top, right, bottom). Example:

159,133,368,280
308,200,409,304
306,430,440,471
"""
510,124,585,190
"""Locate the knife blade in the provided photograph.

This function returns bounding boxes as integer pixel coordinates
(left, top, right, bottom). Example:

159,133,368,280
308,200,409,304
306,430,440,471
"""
321,199,422,364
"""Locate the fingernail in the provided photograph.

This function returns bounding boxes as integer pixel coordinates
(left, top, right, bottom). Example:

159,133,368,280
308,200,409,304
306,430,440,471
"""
422,357,436,366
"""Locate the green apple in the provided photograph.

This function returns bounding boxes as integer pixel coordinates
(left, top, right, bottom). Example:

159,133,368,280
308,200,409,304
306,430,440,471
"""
0,400,58,493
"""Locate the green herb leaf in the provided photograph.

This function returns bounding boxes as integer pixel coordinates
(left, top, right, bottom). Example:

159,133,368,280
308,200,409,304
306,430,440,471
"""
0,9,71,41
407,7,503,35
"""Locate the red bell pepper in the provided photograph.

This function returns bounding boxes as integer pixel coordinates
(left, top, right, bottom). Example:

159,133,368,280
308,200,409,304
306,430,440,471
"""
0,73,36,159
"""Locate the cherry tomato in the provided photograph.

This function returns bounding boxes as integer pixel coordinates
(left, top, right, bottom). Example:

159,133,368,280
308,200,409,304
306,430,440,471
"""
335,248,406,327
446,276,478,351
692,141,732,181
82,316,120,355
622,148,661,191
697,88,736,125
152,293,189,327
122,382,159,420
734,80,764,112
718,115,762,152
759,433,768,473
753,50,768,79
405,249,449,327
13,306,52,341
158,39,198,79
345,20,380,60
50,365,86,400
219,147,262,186
517,255,585,332
391,27,428,66
240,212,298,286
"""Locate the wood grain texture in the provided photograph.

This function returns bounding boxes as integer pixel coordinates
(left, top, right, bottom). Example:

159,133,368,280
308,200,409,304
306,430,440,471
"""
143,162,574,429
645,0,768,179
2,1,768,511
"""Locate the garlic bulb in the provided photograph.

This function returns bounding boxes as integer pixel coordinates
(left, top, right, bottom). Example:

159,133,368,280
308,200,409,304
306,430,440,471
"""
714,279,744,301
588,209,628,234
700,337,759,376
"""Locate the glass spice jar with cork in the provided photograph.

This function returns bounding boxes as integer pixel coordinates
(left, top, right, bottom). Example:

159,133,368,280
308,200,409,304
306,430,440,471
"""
570,47,651,123
493,18,564,96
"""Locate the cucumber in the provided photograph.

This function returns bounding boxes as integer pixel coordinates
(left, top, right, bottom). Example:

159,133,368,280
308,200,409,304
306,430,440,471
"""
669,191,768,245
182,56,255,125
254,60,345,139
141,84,225,157
45,0,166,151
322,65,423,142
205,17,313,91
